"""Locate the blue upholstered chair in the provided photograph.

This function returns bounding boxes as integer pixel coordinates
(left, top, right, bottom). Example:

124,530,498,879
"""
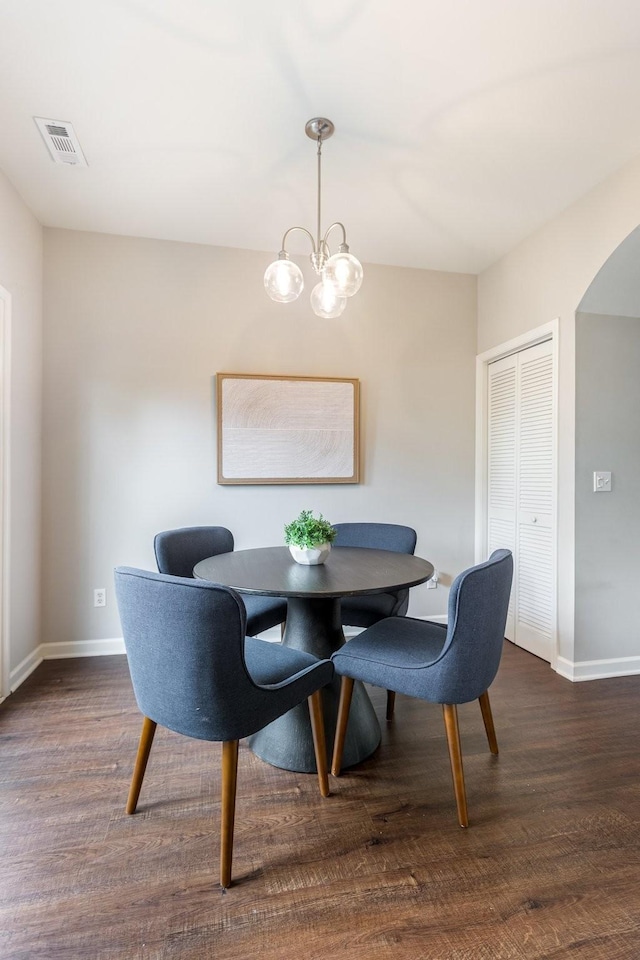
330,549,513,828
114,566,333,889
154,526,287,637
333,522,418,720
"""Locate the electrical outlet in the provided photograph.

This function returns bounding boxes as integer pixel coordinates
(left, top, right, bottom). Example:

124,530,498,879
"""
427,569,438,589
94,588,106,608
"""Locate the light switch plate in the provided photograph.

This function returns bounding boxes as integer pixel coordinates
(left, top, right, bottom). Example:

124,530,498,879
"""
593,471,612,492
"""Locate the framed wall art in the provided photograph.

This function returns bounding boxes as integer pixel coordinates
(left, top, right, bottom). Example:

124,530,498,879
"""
216,373,360,485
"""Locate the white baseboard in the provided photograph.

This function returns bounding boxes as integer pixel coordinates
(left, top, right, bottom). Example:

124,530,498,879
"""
9,646,43,692
9,638,126,692
556,654,640,682
41,637,126,659
8,616,448,691
261,614,448,641
262,616,447,643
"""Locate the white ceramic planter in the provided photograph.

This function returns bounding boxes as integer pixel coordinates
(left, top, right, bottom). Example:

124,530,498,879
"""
289,543,331,565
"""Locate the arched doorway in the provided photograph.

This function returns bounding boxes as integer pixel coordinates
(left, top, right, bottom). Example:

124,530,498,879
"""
573,225,640,678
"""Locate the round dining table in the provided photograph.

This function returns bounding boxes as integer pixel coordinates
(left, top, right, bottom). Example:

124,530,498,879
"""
194,545,434,773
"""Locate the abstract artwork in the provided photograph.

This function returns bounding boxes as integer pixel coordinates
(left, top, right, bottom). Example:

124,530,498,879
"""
216,374,360,484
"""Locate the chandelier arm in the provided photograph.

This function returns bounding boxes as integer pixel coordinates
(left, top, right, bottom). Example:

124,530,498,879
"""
322,222,348,251
280,226,317,255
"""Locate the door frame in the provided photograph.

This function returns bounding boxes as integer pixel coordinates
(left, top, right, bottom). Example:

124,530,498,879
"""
475,318,559,670
0,285,11,701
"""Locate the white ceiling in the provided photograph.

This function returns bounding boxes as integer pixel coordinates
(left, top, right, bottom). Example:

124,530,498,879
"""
2,0,640,273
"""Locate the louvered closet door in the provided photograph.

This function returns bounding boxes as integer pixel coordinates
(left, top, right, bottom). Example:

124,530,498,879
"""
487,340,555,662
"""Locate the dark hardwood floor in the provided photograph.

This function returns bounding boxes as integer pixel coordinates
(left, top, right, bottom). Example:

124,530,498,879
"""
1,642,639,959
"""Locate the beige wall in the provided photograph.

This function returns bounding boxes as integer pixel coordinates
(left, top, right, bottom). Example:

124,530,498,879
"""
0,168,43,681
478,154,640,670
42,229,477,646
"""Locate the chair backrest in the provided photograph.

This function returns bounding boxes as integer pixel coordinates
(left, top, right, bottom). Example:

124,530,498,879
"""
154,526,234,579
332,522,417,555
435,549,513,703
114,566,271,742
334,523,418,617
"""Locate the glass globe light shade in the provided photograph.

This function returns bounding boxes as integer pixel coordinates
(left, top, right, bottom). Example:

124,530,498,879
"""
324,251,363,297
264,257,304,303
310,281,347,319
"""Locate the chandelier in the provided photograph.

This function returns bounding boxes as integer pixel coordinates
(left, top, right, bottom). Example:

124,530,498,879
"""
264,118,363,318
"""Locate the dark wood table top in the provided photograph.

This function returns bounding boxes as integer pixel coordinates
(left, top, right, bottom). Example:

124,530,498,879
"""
193,545,434,599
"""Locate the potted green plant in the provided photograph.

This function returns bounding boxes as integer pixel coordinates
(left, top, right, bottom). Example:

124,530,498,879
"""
284,509,337,565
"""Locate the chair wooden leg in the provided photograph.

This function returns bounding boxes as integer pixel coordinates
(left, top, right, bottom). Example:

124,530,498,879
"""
442,704,469,828
220,740,239,890
126,716,157,814
308,691,330,798
331,676,355,776
478,690,499,755
386,690,396,722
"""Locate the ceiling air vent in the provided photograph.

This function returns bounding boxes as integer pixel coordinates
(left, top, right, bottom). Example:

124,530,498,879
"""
34,117,88,166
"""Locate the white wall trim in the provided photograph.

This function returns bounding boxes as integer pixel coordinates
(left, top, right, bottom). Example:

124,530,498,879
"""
0,285,11,700
556,655,640,682
9,646,42,692
9,638,126,692
42,637,126,659
7,620,452,693
260,616,448,642
8,627,638,694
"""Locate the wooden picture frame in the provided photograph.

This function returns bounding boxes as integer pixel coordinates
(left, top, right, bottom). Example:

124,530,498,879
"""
216,373,360,485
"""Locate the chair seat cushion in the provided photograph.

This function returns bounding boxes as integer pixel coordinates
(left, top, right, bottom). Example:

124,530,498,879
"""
243,594,287,636
332,617,448,699
245,637,330,687
340,593,403,628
